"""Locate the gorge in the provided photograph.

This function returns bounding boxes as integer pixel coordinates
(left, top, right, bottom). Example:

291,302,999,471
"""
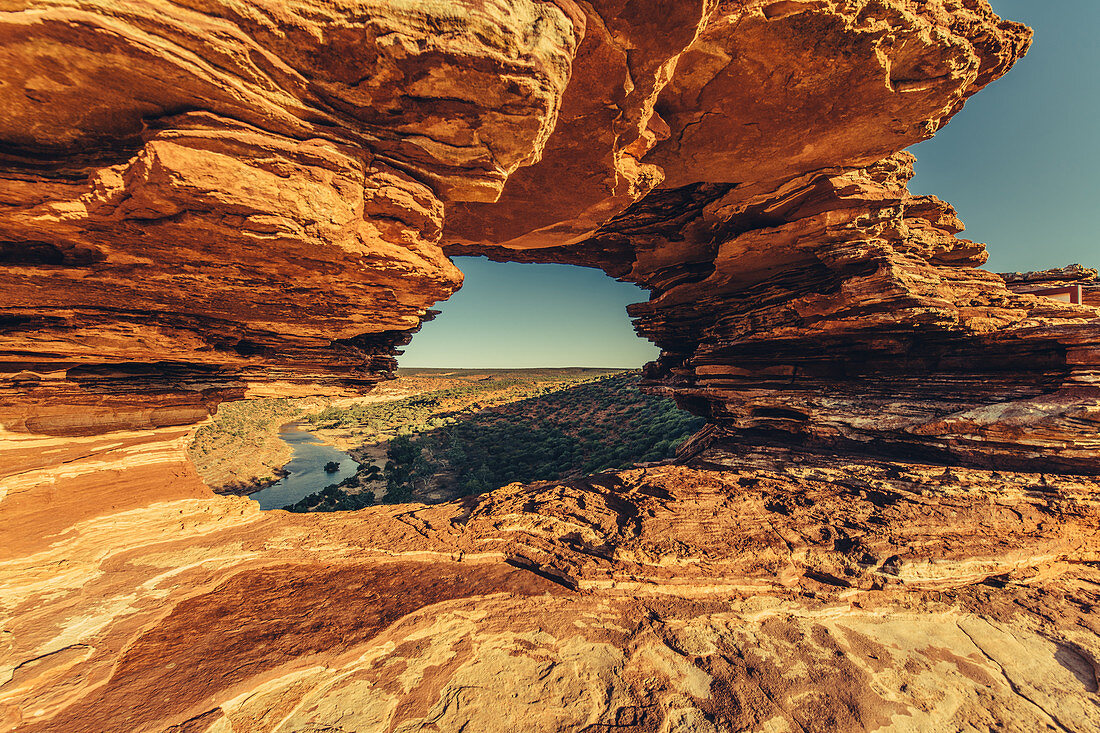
1,1,1098,731
248,424,359,510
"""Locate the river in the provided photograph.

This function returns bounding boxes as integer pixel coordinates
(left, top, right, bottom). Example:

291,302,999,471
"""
249,423,360,510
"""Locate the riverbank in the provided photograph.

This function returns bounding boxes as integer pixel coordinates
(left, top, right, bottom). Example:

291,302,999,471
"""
186,375,458,492
248,424,360,510
188,369,629,501
211,466,290,497
189,398,306,493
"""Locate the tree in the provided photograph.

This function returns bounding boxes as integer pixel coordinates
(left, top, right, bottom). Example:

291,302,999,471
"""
382,434,433,502
443,441,467,466
359,462,383,482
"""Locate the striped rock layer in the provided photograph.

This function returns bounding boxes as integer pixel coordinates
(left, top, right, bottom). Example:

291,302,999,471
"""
1,2,1098,732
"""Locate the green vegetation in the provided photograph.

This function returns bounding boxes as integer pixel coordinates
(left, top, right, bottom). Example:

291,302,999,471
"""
284,485,375,512
381,434,434,503
285,372,704,511
304,369,621,444
197,369,706,512
416,372,704,496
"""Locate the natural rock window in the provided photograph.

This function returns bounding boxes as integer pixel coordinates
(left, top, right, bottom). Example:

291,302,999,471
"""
1,3,1098,732
189,259,701,512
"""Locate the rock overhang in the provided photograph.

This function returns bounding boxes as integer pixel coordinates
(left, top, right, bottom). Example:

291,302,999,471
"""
2,3,1100,731
3,1,1096,475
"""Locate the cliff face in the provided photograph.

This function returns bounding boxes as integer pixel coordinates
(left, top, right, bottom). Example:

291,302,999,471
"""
625,158,1100,474
0,0,580,556
445,2,1098,474
2,2,1099,731
0,0,581,433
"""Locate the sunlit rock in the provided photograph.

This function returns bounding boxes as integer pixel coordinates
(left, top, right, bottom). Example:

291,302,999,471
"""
1,1,1098,731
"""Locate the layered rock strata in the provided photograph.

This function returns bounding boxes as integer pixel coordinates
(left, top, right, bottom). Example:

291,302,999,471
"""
0,0,582,554
2,463,1098,731
624,158,1100,474
460,154,1100,473
2,1,1100,731
0,0,581,430
445,0,1031,249
5,0,1075,472
445,3,1098,475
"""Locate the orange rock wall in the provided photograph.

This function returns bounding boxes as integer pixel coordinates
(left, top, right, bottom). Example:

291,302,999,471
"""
1,2,1099,731
445,3,1098,473
1,0,582,431
2,463,1097,731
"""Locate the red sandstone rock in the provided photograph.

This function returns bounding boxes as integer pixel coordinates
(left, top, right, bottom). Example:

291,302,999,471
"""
1,1,1099,731
445,0,1031,249
2,464,1097,731
442,3,1100,475
0,0,582,432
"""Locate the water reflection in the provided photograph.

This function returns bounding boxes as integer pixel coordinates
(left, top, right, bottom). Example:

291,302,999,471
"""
249,424,359,510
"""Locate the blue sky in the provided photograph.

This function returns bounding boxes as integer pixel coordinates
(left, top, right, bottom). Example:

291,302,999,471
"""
400,259,659,368
402,2,1097,369
910,0,1100,274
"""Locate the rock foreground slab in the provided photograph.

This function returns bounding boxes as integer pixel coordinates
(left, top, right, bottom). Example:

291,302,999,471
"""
1,1,1098,731
3,462,1099,732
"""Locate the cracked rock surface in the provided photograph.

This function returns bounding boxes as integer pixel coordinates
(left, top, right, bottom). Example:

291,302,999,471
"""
1,1,1098,731
3,463,1098,731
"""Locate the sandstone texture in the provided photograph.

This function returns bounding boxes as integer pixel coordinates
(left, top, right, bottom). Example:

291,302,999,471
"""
1002,265,1100,307
446,3,1098,475
4,462,1099,732
0,0,581,432
2,1,1099,731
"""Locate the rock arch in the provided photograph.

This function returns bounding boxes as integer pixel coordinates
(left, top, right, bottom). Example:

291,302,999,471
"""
1,2,1098,731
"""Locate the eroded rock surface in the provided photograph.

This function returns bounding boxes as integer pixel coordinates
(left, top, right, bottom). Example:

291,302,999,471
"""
2,1,1099,731
0,0,581,432
446,2,1098,475
3,464,1098,731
